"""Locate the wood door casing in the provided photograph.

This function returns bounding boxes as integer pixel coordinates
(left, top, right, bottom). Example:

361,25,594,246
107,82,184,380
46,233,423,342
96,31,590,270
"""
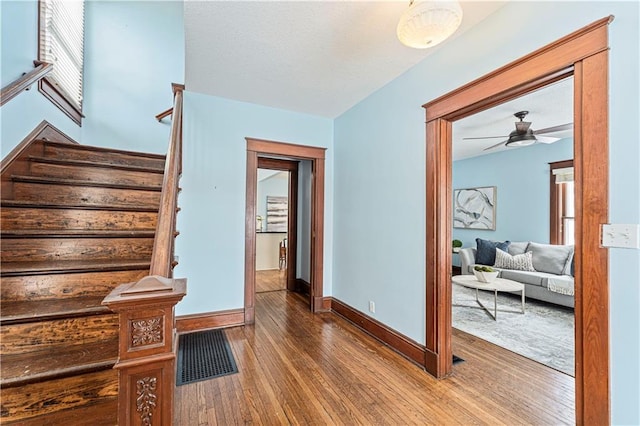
423,16,612,425
245,138,327,323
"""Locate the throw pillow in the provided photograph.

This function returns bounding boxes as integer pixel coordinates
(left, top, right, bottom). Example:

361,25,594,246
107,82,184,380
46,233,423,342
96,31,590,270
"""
494,248,536,271
475,238,510,266
507,241,529,256
562,248,575,275
527,242,573,275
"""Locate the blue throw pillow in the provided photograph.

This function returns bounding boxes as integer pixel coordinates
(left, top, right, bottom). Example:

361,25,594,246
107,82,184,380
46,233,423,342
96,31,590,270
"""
475,238,511,265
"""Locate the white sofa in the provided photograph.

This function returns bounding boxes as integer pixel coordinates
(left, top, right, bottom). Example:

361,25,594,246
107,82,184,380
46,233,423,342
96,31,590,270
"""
459,241,575,308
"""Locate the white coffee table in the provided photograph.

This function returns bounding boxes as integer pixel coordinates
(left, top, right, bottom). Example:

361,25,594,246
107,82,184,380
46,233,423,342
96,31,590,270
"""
452,275,525,320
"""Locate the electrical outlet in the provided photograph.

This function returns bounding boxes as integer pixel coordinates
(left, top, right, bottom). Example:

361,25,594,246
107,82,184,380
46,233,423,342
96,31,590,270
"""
602,224,640,249
369,301,375,313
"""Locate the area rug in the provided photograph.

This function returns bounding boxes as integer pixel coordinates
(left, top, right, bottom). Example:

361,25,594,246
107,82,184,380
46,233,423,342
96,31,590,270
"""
452,284,575,376
176,329,238,385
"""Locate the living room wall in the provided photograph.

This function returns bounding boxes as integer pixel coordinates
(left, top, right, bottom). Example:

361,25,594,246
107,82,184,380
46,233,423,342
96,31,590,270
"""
452,138,573,258
333,2,638,422
175,91,334,315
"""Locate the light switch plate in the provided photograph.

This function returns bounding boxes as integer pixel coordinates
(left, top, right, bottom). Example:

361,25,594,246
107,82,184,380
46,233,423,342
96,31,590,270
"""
601,224,640,249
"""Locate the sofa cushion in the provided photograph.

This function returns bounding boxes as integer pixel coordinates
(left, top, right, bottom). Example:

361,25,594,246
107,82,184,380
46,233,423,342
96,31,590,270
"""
500,270,545,287
507,241,529,256
527,242,573,275
475,238,510,265
494,248,536,271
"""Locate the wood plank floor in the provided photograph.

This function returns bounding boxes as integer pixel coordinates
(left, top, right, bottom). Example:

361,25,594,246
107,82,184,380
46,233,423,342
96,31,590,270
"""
174,291,575,425
256,269,286,293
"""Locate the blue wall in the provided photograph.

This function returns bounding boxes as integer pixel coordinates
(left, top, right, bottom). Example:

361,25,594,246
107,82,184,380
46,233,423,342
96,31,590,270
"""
1,1,184,156
257,173,288,225
333,3,638,423
452,138,573,253
1,0,81,150
82,1,184,153
297,160,312,282
174,91,334,316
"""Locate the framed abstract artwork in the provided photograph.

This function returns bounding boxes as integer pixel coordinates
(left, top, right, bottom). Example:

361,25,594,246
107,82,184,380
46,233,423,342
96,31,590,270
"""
453,186,496,230
266,196,288,232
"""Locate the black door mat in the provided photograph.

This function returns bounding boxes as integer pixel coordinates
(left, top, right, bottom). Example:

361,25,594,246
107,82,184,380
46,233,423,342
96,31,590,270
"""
176,329,238,386
453,355,465,365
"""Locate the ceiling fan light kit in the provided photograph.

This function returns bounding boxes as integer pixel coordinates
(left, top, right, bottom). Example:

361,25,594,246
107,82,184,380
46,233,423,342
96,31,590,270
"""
465,110,571,152
506,130,537,147
397,0,463,49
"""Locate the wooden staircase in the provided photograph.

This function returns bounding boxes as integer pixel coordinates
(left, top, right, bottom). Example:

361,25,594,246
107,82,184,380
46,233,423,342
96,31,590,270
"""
1,138,166,424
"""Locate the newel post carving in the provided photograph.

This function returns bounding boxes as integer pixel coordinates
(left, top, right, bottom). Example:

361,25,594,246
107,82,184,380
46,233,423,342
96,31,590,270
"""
103,275,186,425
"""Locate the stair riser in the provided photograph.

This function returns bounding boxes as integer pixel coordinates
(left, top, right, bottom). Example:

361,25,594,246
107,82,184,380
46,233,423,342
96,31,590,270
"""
0,368,117,423
12,181,161,208
29,161,164,186
1,269,149,301
0,314,118,355
0,141,45,200
43,144,165,169
1,237,154,263
1,207,157,231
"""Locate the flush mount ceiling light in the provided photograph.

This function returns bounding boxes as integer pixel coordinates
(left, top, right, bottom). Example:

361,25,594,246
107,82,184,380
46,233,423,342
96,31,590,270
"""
397,0,463,49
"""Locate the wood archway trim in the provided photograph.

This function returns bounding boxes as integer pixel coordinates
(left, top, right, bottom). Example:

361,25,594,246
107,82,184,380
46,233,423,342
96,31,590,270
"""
423,16,612,425
245,137,327,323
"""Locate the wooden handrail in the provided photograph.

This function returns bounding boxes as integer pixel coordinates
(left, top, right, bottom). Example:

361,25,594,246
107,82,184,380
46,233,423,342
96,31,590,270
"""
103,83,186,425
1,61,53,107
156,107,173,122
150,83,184,276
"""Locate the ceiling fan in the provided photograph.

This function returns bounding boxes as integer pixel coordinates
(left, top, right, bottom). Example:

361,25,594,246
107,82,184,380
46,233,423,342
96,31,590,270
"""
463,111,573,151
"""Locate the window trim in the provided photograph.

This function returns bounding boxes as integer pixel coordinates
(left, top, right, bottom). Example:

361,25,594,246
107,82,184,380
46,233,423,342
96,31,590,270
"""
549,159,574,244
37,0,84,126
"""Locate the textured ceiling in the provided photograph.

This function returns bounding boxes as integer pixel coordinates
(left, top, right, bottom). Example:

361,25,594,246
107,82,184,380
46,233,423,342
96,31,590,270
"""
185,0,507,118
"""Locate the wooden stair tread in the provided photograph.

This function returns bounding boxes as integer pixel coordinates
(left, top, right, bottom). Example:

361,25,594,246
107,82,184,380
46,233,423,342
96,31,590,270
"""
1,199,159,212
0,296,111,325
3,397,118,425
28,155,164,173
1,259,151,276
10,174,162,191
1,229,156,237
41,140,166,160
0,337,118,388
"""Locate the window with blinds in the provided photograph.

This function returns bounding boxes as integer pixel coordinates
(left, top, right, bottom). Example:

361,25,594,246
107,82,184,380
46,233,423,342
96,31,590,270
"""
549,160,575,245
38,0,85,124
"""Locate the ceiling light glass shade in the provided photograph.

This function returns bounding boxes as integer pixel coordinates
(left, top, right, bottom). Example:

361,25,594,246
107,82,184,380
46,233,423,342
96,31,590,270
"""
506,129,537,147
397,0,463,49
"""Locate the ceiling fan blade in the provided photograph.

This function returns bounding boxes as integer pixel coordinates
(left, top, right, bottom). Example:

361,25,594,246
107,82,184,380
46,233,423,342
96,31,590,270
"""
483,140,507,151
463,135,508,140
535,136,561,144
533,123,573,135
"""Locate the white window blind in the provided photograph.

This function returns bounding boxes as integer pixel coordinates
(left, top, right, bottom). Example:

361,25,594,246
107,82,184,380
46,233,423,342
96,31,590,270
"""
39,0,85,110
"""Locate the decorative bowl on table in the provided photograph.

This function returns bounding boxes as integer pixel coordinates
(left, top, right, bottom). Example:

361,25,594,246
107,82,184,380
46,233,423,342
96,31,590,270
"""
473,268,499,283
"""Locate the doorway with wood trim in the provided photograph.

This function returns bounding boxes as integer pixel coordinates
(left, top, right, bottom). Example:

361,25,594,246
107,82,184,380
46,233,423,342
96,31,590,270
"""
255,158,299,295
244,138,327,324
423,17,612,425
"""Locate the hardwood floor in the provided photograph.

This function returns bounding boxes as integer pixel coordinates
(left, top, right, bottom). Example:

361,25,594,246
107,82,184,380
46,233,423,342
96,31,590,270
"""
256,269,286,293
174,291,575,425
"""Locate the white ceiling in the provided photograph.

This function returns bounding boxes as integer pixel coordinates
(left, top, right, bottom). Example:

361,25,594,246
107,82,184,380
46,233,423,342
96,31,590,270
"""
257,169,289,182
453,77,574,160
184,0,508,118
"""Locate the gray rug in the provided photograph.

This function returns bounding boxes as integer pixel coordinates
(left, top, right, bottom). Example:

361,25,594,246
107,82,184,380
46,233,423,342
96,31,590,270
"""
453,283,575,376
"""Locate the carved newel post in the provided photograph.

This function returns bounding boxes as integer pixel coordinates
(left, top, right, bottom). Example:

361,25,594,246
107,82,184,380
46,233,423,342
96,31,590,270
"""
103,275,186,425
